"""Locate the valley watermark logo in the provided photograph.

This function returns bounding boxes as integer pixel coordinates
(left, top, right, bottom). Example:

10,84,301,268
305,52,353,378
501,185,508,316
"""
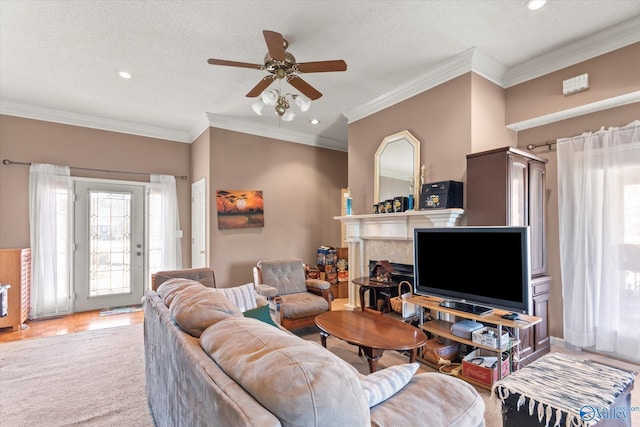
580,405,639,422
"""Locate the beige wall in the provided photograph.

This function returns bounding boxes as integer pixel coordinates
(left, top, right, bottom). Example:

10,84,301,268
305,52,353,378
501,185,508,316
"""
506,43,640,125
0,115,347,292
203,127,348,286
471,73,517,153
0,116,192,267
349,74,475,215
347,45,640,341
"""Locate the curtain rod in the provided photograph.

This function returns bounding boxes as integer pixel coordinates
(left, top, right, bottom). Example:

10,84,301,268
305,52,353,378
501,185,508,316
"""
2,159,188,181
526,121,640,152
526,141,556,151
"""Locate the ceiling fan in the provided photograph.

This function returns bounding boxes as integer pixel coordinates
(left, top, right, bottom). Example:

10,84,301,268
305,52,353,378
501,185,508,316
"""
207,30,347,101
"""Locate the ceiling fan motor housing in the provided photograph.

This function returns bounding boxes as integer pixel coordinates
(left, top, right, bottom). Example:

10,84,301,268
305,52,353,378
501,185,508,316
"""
264,51,296,79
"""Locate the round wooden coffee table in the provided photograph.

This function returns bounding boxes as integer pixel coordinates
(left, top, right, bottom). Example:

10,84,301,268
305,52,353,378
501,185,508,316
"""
314,310,427,373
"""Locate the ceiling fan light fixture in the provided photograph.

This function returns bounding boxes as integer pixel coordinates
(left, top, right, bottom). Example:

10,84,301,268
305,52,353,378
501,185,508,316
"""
294,94,311,112
261,89,278,106
282,110,296,122
252,101,266,115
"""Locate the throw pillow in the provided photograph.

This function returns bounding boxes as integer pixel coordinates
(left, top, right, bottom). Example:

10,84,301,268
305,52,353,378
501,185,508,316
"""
200,317,370,426
243,304,278,327
360,363,419,407
211,283,257,312
170,286,243,337
156,278,202,306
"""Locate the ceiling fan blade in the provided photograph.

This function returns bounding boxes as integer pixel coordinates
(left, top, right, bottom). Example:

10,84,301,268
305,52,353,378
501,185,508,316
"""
246,77,274,97
263,30,285,61
296,60,347,73
207,58,263,70
287,76,323,100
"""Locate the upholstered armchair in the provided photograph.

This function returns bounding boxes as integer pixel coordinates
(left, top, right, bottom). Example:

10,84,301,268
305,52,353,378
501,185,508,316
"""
253,258,333,330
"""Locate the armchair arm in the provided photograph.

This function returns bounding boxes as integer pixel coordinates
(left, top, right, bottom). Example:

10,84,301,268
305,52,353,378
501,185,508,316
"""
255,284,279,298
306,279,334,309
305,278,331,291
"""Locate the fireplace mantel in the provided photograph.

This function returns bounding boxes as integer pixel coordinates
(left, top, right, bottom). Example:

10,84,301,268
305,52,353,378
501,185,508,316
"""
334,209,464,309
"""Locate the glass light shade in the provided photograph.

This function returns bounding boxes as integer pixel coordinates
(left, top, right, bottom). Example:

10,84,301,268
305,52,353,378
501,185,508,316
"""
252,101,266,115
282,110,296,122
261,89,278,106
294,95,311,112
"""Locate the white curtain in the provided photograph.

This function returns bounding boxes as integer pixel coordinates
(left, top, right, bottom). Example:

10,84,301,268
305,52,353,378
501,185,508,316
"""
148,174,182,275
557,120,640,363
29,163,72,318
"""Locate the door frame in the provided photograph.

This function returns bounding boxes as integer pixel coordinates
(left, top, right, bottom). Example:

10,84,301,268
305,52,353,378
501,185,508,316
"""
72,177,147,312
191,178,206,268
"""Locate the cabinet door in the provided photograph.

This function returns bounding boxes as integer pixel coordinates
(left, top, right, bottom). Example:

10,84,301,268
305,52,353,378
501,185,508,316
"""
529,161,547,276
532,289,550,352
507,154,528,227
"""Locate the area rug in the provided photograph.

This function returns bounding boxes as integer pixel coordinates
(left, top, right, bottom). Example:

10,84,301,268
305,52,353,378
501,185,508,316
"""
99,304,144,316
0,323,153,427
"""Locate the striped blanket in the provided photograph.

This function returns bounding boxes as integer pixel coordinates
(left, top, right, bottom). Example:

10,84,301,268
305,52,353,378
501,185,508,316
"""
492,353,635,427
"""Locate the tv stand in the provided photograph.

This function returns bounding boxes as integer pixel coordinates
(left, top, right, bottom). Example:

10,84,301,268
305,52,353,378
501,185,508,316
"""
408,295,542,390
439,300,493,316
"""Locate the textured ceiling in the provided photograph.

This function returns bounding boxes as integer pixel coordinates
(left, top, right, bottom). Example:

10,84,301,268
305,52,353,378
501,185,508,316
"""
1,0,639,150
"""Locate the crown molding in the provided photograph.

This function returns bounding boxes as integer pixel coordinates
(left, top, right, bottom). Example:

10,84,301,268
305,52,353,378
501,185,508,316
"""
504,16,640,88
344,48,506,124
506,91,640,132
345,17,640,123
204,113,348,152
0,101,192,143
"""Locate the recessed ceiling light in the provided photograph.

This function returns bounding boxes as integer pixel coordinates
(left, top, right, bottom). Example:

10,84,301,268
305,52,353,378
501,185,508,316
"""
525,0,546,10
118,71,132,79
309,119,320,125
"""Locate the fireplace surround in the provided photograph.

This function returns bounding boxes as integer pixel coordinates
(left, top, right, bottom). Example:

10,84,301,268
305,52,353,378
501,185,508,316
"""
334,209,464,310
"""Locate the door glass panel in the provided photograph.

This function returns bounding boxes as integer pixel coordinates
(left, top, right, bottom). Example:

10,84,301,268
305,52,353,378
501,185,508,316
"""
89,191,132,297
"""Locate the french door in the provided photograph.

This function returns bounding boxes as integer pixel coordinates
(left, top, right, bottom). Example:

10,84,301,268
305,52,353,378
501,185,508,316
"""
73,181,145,312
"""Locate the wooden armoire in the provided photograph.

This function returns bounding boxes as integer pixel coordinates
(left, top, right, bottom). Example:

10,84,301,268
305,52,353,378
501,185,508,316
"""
466,147,550,364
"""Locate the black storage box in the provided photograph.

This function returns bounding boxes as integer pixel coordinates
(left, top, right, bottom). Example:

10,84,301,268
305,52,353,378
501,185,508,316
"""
420,180,463,209
393,196,408,212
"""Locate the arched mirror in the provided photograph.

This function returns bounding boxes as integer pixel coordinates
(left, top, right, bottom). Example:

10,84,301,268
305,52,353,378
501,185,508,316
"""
374,130,420,204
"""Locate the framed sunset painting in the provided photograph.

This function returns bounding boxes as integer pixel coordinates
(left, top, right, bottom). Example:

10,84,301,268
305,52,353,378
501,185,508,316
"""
216,190,264,229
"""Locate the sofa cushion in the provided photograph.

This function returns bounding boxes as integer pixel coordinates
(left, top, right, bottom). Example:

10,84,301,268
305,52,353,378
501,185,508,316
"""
156,278,202,306
211,283,257,311
243,304,278,327
361,363,419,407
200,317,371,427
170,286,242,337
279,292,329,319
369,372,485,427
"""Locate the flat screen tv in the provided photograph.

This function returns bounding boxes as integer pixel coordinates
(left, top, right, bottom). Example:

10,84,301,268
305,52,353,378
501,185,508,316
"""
413,226,531,314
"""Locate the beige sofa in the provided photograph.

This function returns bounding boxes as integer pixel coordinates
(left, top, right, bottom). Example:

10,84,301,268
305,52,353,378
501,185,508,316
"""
144,279,486,427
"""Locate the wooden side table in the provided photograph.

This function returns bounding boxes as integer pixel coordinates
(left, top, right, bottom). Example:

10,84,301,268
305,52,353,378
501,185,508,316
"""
352,277,396,313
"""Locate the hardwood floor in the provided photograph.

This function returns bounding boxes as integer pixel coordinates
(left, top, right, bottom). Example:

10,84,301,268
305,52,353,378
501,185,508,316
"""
0,309,144,343
0,299,350,344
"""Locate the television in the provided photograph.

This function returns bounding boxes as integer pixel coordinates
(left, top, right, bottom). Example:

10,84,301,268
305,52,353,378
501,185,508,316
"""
413,226,531,315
